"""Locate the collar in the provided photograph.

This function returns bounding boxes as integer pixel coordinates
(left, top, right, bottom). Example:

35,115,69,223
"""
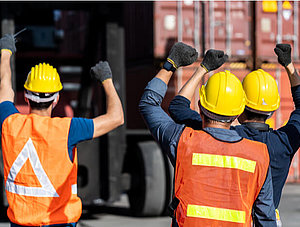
203,127,242,142
242,122,270,132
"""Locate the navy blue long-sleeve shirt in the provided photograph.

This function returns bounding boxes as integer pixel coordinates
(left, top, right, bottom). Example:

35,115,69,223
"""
139,77,276,226
168,85,300,209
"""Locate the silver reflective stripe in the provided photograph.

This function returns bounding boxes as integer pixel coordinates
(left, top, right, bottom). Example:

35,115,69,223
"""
72,184,77,194
25,92,58,103
5,138,59,197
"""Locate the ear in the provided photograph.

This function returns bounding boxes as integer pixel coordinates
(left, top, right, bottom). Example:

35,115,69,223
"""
52,94,60,109
198,101,204,118
24,91,29,104
237,112,246,124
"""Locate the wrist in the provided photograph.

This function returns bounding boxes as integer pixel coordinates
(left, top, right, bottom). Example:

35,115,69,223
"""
163,60,176,72
200,63,209,72
1,49,12,56
285,63,295,74
101,77,112,84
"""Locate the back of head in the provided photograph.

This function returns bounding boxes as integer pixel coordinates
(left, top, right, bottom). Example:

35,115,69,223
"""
24,63,63,110
242,69,280,117
199,70,246,123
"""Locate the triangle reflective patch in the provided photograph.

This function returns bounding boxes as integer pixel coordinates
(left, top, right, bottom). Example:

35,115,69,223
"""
5,138,59,197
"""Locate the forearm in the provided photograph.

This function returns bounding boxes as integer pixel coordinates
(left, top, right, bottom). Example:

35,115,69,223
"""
0,51,14,103
178,66,207,101
155,69,173,85
285,63,300,87
169,95,203,130
93,79,124,138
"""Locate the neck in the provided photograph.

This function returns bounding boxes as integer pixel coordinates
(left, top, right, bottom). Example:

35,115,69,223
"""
203,121,231,130
242,119,265,124
30,106,52,117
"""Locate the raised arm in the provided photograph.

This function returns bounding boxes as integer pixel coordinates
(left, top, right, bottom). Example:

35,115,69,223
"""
168,49,228,129
274,44,300,154
274,44,300,87
0,34,16,103
139,42,198,164
90,61,124,138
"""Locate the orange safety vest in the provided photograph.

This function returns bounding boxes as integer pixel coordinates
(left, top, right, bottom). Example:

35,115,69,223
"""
174,128,270,227
1,113,82,226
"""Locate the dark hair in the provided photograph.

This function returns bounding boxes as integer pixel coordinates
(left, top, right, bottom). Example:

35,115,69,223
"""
202,113,235,124
28,100,53,110
244,108,269,122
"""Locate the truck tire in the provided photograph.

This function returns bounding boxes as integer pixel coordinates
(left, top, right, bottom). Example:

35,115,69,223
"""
126,141,167,216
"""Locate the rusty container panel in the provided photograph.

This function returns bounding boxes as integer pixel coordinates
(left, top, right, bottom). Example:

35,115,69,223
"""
256,1,297,63
154,1,250,60
154,1,179,59
210,1,251,60
154,1,201,59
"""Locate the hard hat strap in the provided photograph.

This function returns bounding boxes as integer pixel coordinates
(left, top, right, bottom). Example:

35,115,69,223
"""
25,91,58,103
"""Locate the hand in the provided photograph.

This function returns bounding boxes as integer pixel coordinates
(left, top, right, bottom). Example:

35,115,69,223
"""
90,61,112,83
0,34,16,55
274,44,292,67
201,49,228,72
167,42,198,69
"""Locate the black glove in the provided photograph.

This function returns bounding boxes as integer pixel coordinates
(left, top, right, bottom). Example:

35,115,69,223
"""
90,61,112,83
274,44,291,67
201,49,228,72
164,42,198,71
0,34,16,54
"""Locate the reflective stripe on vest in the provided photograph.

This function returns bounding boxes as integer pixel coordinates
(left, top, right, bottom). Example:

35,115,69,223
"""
192,153,256,173
187,204,245,224
6,138,59,197
1,113,81,226
175,128,269,227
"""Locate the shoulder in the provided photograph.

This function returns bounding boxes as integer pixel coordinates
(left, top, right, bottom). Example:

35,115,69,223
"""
0,101,19,127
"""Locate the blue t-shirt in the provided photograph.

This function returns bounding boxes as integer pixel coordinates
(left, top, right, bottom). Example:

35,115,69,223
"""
0,101,94,161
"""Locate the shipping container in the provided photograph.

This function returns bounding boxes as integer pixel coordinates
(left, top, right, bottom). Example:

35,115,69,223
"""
255,1,299,63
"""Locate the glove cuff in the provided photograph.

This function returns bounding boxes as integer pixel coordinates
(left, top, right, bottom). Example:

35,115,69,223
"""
1,49,12,55
200,63,209,72
163,61,176,72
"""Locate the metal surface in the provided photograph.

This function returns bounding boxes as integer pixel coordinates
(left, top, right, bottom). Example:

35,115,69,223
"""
294,1,299,59
106,22,127,202
225,0,231,57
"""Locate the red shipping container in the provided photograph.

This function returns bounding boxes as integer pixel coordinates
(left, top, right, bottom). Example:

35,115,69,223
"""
256,1,298,63
154,1,251,60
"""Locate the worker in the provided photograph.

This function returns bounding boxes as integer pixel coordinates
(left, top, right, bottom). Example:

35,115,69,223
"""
168,44,300,226
139,42,276,226
0,34,124,227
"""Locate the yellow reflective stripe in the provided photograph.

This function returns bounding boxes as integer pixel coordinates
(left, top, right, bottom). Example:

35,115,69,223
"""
167,58,178,69
192,153,256,173
187,204,245,223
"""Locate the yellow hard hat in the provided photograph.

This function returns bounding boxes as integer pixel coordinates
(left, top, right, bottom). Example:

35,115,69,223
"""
199,70,246,117
24,63,63,93
242,69,280,113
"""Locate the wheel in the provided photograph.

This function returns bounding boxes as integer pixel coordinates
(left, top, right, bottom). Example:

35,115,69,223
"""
126,141,167,216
